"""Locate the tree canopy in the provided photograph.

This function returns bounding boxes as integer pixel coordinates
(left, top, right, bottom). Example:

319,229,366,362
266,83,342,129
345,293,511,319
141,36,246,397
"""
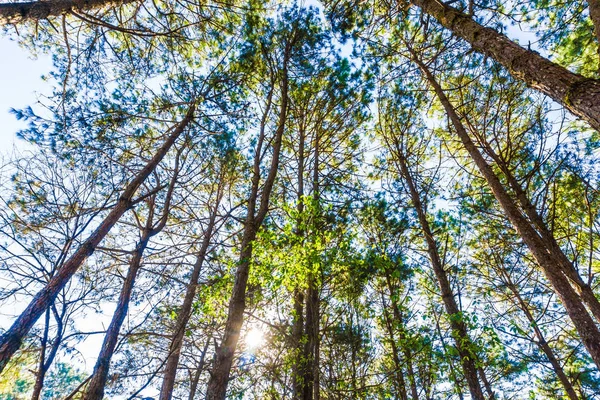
1,0,600,398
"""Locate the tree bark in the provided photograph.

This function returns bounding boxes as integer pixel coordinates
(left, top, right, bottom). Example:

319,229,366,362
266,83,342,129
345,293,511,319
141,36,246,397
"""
0,0,137,25
159,187,222,400
408,0,600,132
206,54,289,400
394,148,486,400
501,271,579,400
85,164,178,400
412,53,600,368
588,0,600,65
83,231,151,400
0,105,195,375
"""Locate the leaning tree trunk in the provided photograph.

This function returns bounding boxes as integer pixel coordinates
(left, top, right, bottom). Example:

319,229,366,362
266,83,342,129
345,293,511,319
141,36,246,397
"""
159,187,222,400
0,105,195,375
85,165,178,400
206,57,289,400
394,150,487,400
31,307,63,400
0,0,137,25
412,53,600,368
501,271,580,400
473,133,600,324
408,0,600,132
83,231,151,400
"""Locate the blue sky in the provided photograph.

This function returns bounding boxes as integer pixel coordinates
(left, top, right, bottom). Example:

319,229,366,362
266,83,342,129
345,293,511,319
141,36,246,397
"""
0,36,52,154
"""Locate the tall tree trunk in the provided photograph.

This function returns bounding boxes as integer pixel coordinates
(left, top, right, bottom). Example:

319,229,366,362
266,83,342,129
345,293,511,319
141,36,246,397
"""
83,231,151,400
302,128,321,400
159,186,222,400
84,151,180,400
500,270,580,400
0,105,195,375
291,290,305,400
383,271,418,400
408,0,600,131
412,53,600,368
188,336,211,400
380,292,409,400
292,125,306,400
473,135,600,323
206,55,289,400
0,0,137,25
394,148,486,400
303,280,320,400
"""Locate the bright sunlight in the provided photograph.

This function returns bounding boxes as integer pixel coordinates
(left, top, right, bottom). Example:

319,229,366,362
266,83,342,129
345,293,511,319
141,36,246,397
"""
244,327,265,350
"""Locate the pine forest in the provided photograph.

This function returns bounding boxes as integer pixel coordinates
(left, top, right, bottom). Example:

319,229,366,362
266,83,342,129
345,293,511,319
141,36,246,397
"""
1,0,600,398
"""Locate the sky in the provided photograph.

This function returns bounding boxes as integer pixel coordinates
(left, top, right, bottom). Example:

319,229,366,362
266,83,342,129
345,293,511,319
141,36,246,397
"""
0,36,52,155
0,7,558,397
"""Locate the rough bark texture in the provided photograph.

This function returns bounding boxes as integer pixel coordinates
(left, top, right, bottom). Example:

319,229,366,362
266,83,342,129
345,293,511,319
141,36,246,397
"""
0,105,195,374
395,151,486,400
206,60,289,400
409,0,600,132
0,0,137,25
414,55,600,368
588,0,600,64
476,134,600,323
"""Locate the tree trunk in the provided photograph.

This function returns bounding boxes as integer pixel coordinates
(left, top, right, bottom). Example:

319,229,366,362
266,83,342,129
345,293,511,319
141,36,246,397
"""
83,231,151,400
159,194,221,400
31,308,50,400
292,125,306,400
395,148,486,400
291,289,305,400
0,105,195,375
501,272,580,400
588,0,600,66
302,276,319,400
206,55,289,400
0,0,137,25
188,336,211,400
380,292,409,400
408,0,600,131
412,53,600,368
84,146,180,400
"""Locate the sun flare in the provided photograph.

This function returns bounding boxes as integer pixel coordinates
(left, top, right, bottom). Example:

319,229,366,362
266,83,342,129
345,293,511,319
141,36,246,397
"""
245,327,265,350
